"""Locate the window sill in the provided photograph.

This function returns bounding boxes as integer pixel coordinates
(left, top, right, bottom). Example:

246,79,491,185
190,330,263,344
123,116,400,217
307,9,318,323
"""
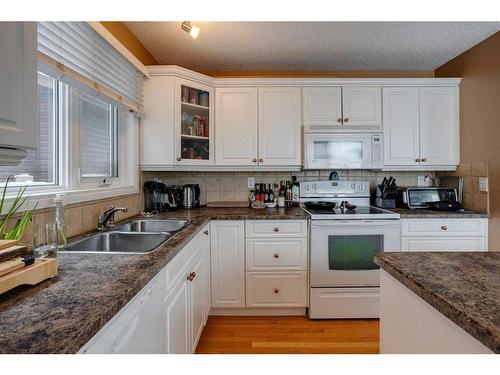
1,185,139,215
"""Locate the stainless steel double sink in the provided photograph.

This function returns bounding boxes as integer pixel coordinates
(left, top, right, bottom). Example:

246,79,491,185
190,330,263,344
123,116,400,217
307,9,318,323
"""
65,219,189,254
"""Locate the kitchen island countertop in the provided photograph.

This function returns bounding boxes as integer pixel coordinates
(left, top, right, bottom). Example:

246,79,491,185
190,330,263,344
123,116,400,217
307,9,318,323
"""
0,206,308,353
374,251,500,353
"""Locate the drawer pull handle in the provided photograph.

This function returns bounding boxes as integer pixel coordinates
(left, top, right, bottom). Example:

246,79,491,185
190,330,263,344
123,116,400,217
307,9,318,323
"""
337,118,342,123
441,225,448,231
273,227,280,232
274,288,279,294
273,253,279,259
187,272,196,281
204,230,209,235
343,118,349,123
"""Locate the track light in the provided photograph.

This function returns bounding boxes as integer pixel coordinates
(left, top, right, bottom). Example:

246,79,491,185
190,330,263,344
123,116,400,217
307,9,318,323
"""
181,21,200,39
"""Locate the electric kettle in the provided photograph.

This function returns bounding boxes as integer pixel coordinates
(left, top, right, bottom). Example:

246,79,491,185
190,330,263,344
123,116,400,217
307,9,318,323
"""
181,184,201,209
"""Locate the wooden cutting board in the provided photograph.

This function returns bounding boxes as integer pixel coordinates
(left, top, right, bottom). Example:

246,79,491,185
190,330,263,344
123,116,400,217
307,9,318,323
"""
0,257,25,277
0,245,30,263
0,258,57,295
0,240,18,250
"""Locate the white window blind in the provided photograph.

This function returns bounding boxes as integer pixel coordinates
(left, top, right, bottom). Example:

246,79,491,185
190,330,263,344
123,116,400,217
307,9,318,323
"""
38,22,143,111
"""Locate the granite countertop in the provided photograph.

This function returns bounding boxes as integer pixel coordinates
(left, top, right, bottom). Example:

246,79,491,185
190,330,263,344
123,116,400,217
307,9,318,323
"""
0,206,308,353
388,208,489,219
375,252,500,353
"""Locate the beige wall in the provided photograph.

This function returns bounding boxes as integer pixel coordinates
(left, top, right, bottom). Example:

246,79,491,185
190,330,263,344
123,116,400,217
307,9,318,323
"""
435,31,500,250
101,22,157,65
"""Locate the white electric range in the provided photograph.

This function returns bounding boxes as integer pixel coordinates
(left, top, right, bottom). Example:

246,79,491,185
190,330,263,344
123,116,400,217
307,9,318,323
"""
300,180,401,319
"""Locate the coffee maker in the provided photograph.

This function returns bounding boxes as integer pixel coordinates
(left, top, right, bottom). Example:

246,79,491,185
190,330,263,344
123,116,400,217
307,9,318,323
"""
144,181,182,212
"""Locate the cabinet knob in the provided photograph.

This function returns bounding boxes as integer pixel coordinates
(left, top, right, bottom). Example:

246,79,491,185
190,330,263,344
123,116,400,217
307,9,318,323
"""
273,253,279,259
421,158,428,162
415,158,421,162
204,230,209,235
273,227,280,232
252,158,257,163
337,118,342,123
441,225,448,231
192,272,196,279
343,118,349,123
274,288,280,294
176,156,181,161
259,158,264,163
187,272,196,281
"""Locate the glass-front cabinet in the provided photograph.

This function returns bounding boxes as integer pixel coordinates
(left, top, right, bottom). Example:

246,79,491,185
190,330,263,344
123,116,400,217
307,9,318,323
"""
174,78,214,165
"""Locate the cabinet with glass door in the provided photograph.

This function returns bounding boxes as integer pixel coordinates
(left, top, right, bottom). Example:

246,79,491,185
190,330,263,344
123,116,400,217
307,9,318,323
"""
174,78,214,165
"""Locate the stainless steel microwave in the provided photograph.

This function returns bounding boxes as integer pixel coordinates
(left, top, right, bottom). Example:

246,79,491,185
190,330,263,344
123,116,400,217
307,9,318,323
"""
303,130,383,169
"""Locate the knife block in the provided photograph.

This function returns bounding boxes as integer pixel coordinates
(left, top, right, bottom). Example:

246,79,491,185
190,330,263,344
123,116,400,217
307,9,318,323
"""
375,186,396,209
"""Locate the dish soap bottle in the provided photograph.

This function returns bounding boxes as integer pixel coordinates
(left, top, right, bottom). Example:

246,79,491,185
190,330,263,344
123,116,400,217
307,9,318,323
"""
53,194,67,251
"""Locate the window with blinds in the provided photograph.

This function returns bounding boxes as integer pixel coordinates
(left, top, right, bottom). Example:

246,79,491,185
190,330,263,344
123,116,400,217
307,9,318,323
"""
37,22,143,110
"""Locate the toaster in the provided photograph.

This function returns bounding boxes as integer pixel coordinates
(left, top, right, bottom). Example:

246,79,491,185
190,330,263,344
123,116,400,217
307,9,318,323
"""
396,187,459,210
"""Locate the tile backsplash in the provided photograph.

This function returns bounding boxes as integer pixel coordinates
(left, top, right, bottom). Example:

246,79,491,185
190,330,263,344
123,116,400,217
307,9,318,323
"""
437,161,489,212
2,192,143,247
142,170,436,206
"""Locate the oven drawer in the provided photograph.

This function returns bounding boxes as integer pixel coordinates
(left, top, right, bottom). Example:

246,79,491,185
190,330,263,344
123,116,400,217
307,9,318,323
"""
309,287,379,319
245,272,308,307
246,238,308,271
245,220,308,238
401,219,486,237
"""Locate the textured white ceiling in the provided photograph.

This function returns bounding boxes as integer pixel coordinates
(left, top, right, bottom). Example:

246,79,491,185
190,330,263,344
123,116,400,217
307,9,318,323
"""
125,22,500,71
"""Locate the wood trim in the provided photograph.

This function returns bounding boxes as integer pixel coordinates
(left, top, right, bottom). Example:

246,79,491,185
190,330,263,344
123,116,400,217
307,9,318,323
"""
87,22,150,77
38,52,142,113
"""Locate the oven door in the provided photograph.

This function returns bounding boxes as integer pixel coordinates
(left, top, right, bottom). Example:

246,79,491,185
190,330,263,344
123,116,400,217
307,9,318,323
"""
304,133,373,169
310,220,401,287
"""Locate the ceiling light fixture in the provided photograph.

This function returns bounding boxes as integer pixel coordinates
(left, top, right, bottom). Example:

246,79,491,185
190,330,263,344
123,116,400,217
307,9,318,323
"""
181,21,200,39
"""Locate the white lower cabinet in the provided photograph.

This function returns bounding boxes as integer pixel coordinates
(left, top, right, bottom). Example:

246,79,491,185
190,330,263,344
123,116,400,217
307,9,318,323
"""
401,218,488,252
210,221,246,308
80,224,210,354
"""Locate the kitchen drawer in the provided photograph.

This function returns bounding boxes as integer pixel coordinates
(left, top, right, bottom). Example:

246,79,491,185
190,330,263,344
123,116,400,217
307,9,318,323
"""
309,287,379,319
401,237,486,252
245,271,308,307
401,219,486,237
245,220,308,238
246,238,308,271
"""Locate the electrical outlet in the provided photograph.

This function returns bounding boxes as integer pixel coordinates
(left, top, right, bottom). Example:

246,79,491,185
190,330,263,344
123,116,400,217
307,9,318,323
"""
247,177,255,189
479,177,488,192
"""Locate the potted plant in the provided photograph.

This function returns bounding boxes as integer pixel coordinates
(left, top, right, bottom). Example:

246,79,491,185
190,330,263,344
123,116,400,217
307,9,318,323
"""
0,177,36,241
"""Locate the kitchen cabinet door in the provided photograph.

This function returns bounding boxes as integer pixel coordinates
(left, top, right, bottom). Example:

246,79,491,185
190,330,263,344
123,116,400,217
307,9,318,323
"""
303,87,342,126
165,276,190,354
140,75,175,168
202,225,211,321
0,22,37,152
342,87,382,128
419,87,459,167
382,88,420,166
174,77,214,166
215,88,258,165
258,87,301,166
188,249,205,353
401,237,486,252
210,221,245,308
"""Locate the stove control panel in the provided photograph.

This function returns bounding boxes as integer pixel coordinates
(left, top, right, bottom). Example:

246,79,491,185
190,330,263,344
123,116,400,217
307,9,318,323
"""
299,180,370,197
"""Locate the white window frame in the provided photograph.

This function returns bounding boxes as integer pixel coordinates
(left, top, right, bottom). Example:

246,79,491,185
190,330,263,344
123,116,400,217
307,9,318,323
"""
1,78,139,214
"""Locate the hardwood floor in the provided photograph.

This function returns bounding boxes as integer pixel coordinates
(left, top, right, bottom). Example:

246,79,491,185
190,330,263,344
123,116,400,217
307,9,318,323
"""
195,316,380,354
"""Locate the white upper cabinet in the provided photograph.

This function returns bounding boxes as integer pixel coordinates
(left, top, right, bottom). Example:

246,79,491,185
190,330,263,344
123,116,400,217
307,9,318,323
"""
258,87,301,166
0,22,38,154
302,86,381,130
383,88,421,166
215,87,258,165
419,87,459,167
141,75,175,167
303,87,342,126
342,87,382,127
383,86,459,169
175,77,214,165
